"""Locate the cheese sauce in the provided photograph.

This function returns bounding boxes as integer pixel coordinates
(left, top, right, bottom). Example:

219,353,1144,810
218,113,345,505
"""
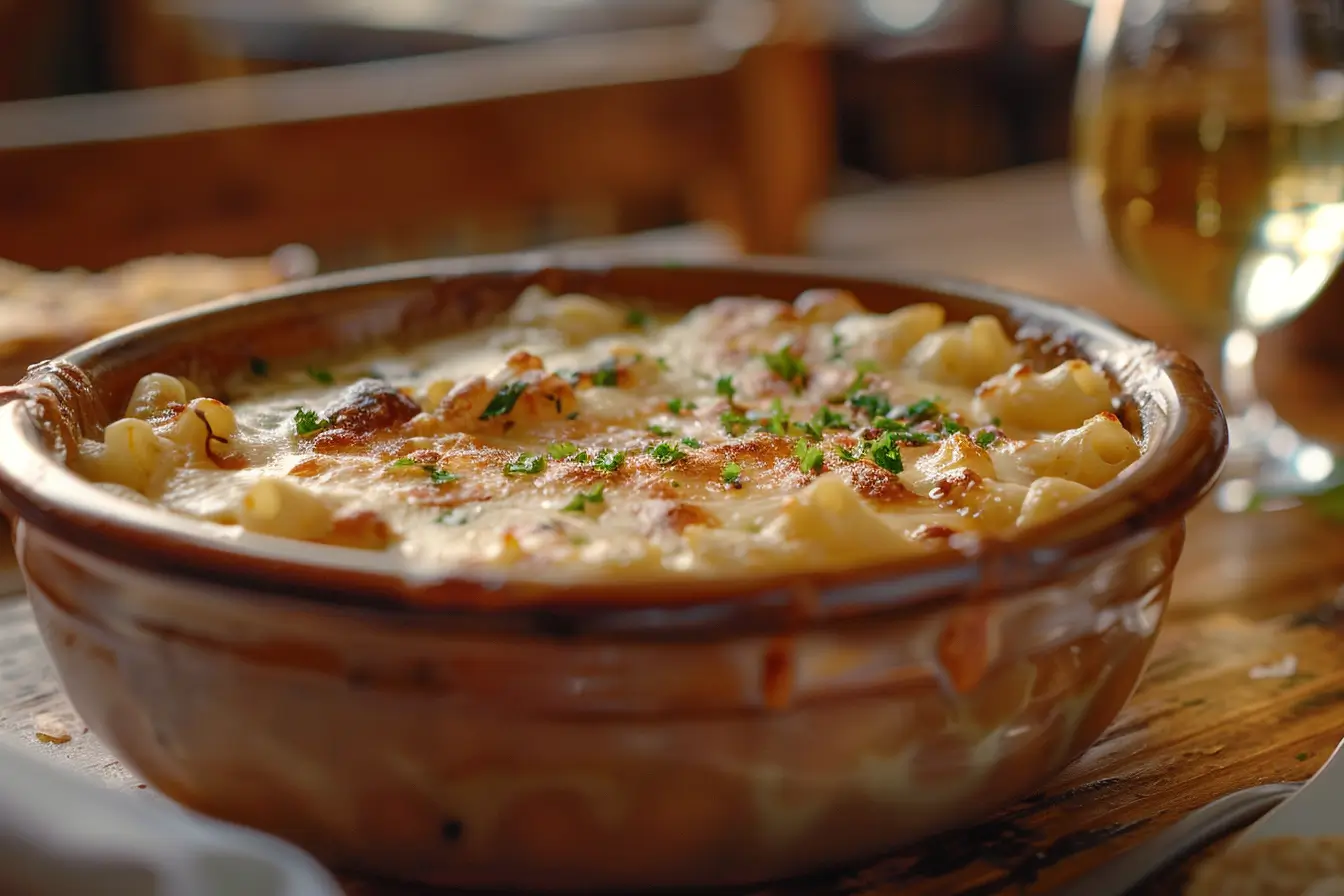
78,286,1141,583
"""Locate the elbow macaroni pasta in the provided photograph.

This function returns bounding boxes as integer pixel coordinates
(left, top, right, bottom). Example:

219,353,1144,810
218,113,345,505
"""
76,287,1145,579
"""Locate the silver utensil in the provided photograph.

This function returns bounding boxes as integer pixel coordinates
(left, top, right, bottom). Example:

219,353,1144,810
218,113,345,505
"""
1048,782,1300,896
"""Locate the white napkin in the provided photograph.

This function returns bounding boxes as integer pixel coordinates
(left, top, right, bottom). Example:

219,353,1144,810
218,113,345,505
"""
0,734,342,896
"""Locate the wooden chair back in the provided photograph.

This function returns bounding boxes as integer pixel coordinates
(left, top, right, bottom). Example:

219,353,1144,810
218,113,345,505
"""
0,6,833,269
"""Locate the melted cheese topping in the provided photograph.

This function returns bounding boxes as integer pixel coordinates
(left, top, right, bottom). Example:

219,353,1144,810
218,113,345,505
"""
76,286,1142,584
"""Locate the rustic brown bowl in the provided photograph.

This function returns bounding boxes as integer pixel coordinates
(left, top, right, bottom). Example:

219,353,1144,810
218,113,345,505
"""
0,256,1226,891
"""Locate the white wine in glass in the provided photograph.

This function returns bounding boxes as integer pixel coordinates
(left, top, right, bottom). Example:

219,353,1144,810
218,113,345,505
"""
1073,0,1344,509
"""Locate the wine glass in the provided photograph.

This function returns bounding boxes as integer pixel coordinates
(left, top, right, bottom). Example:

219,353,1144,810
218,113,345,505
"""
1072,0,1344,511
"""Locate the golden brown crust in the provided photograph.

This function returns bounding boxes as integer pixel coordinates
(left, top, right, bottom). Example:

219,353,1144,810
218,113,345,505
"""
77,286,1145,582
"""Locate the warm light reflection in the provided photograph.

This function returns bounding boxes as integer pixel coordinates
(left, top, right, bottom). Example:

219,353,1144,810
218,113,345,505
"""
324,0,599,36
1235,198,1344,329
1295,444,1336,483
861,0,945,32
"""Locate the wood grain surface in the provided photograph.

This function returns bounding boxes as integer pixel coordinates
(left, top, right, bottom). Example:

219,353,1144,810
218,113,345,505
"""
6,164,1344,895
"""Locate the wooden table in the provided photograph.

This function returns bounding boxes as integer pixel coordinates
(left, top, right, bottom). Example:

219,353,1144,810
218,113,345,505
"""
6,163,1344,895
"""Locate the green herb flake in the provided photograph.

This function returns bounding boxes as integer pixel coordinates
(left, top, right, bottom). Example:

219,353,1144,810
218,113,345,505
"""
721,410,751,436
845,360,879,396
249,357,269,377
905,397,941,421
715,375,736,401
292,407,331,436
761,345,808,392
799,421,824,441
655,356,670,371
812,406,850,431
436,509,470,526
794,438,824,475
869,432,904,474
667,397,697,415
648,423,676,437
837,440,869,462
548,442,581,460
566,411,580,420
975,430,998,448
425,465,459,485
562,482,606,512
849,392,893,420
872,417,933,444
625,309,650,328
647,442,687,465
479,381,528,420
389,457,417,467
990,415,1003,427
1297,752,1311,762
591,359,620,388
829,332,844,361
721,461,742,485
760,398,792,436
306,366,335,385
943,418,969,436
504,453,546,476
680,436,702,449
591,448,626,473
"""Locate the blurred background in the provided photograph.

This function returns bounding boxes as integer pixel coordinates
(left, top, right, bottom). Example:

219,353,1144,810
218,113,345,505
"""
0,0,1092,269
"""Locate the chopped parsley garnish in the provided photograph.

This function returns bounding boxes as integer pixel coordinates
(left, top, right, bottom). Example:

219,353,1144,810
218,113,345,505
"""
306,366,335,385
721,461,742,485
647,442,687,465
869,432,904,474
591,359,620,387
761,345,808,392
548,442,581,460
838,440,868,462
849,392,893,420
812,406,849,431
591,448,626,472
479,381,527,419
249,357,269,377
504,453,546,475
680,436,702,449
625,309,650,328
655,356,670,371
562,483,606,512
721,410,751,436
389,457,417,467
436,509,470,526
715,375,736,402
760,398,792,436
648,423,676,437
794,438,824,475
845,360,879,395
829,332,844,361
944,418,969,436
975,430,999,448
871,417,933,444
667,397,697,415
425,465,459,484
292,407,331,435
904,397,941,421
990,415,1003,427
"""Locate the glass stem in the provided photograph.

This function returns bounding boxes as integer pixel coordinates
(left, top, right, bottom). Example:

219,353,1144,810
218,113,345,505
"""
1219,327,1262,424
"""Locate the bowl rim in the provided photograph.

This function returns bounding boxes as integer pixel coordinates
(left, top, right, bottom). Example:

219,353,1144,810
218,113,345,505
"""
0,253,1227,635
